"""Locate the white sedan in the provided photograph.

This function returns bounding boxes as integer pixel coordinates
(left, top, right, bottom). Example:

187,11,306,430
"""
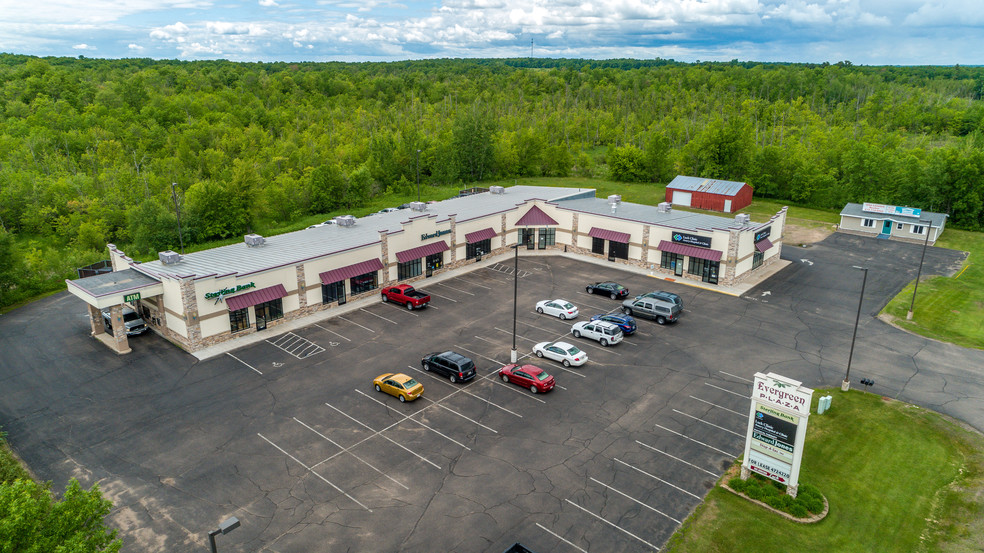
533,341,588,367
571,320,623,347
535,299,579,320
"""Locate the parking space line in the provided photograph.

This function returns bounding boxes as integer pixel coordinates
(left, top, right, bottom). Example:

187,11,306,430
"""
338,316,375,333
323,402,441,469
653,424,735,457
671,409,743,437
360,308,400,324
420,398,498,433
355,389,472,451
703,382,750,399
719,370,752,383
564,499,661,551
425,291,458,302
314,323,351,341
493,379,549,402
535,523,589,553
434,282,475,295
226,352,262,375
459,280,491,290
294,418,409,490
492,327,541,344
453,344,506,366
406,366,526,416
257,433,372,512
589,477,681,524
635,440,717,476
689,395,745,417
613,458,701,500
267,332,326,359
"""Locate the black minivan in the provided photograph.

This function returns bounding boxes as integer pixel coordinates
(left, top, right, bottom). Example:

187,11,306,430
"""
421,351,477,383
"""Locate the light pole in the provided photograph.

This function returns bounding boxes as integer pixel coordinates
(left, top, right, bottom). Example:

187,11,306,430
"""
171,182,185,254
511,243,519,363
207,516,240,553
415,149,421,202
907,219,933,320
842,265,868,392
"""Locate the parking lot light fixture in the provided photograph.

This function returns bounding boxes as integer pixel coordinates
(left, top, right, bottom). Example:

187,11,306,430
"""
907,219,933,321
511,243,519,363
208,516,240,553
843,266,868,392
171,182,184,254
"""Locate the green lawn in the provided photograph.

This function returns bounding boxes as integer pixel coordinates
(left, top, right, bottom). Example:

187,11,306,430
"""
664,390,984,553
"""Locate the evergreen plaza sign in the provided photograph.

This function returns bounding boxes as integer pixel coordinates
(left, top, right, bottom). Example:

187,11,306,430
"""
741,372,813,497
205,282,256,300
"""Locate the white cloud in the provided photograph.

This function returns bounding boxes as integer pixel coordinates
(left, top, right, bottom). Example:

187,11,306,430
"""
72,43,96,50
764,1,832,24
150,21,191,41
259,0,279,5
205,21,270,36
128,43,144,50
904,0,984,26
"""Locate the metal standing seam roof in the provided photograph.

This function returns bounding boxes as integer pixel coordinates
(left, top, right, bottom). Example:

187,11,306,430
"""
396,240,449,263
319,258,384,285
225,284,288,311
657,240,723,262
666,175,749,196
133,185,590,281
552,197,765,234
839,203,948,228
464,227,497,243
588,227,631,244
515,205,559,226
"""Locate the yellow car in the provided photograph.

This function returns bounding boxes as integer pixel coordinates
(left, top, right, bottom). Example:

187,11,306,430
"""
373,373,424,403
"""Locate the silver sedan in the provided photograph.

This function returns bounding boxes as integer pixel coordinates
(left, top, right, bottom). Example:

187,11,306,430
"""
532,341,588,367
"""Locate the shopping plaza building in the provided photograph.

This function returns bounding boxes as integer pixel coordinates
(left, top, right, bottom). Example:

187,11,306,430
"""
67,185,787,354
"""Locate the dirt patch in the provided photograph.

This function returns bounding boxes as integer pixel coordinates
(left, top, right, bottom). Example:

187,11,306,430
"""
783,223,835,246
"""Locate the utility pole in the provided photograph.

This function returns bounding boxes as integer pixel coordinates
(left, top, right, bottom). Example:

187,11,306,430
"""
416,149,421,202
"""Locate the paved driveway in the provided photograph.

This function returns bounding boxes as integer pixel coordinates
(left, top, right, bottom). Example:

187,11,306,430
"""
0,234,977,553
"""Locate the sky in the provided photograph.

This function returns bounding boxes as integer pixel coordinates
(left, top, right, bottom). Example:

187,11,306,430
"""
0,0,981,65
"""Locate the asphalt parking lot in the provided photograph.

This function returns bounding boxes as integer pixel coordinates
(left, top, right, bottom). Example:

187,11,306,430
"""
1,233,981,553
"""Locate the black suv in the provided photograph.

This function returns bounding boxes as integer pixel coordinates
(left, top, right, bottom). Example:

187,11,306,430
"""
421,351,477,383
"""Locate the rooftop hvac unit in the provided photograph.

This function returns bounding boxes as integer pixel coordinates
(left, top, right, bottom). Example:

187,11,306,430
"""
244,234,266,247
158,250,181,265
657,202,672,213
735,214,751,226
490,186,505,195
336,215,357,227
408,202,427,212
607,194,622,205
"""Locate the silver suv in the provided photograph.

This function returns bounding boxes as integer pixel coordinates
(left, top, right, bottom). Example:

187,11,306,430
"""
621,297,682,325
102,306,149,336
571,320,623,346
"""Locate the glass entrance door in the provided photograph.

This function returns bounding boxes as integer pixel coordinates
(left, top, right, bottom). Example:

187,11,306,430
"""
521,229,535,249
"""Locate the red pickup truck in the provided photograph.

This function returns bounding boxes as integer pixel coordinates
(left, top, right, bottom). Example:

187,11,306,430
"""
380,284,431,310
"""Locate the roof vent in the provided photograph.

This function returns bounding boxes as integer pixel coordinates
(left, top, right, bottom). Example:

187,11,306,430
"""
490,186,505,195
336,215,356,227
409,201,427,212
244,234,266,247
158,250,181,265
657,202,672,213
607,194,621,205
735,213,751,226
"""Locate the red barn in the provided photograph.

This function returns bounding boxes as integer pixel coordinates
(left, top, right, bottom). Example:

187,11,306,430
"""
665,176,753,213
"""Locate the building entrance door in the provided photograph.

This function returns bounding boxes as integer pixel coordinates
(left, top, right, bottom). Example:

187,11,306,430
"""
881,220,892,235
675,259,684,277
255,306,269,331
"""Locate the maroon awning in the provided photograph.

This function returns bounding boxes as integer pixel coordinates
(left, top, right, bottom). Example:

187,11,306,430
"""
657,240,723,262
396,240,450,263
588,227,630,244
226,284,288,311
465,227,497,244
319,258,384,285
755,238,774,253
515,205,559,226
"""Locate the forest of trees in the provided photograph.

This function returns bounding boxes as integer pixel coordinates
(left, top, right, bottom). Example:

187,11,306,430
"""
1,54,983,308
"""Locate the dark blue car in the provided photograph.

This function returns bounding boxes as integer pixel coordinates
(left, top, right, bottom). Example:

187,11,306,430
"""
590,313,637,335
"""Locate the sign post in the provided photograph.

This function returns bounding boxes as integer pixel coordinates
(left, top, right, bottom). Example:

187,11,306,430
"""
741,372,814,497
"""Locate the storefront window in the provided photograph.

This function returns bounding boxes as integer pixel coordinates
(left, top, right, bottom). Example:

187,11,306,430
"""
520,229,535,249
688,258,720,285
466,239,491,260
538,228,555,249
351,271,378,294
230,308,250,333
661,251,683,271
255,298,284,323
322,281,346,305
609,241,628,260
591,237,606,255
752,250,764,270
398,259,422,280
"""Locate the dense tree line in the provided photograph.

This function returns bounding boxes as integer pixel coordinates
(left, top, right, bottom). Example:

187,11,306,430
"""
1,54,983,307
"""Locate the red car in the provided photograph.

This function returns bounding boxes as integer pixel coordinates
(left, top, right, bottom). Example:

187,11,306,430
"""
499,364,555,393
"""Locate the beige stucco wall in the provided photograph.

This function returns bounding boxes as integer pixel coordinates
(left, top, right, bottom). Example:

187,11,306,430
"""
302,242,384,306
454,214,507,260
194,265,300,339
